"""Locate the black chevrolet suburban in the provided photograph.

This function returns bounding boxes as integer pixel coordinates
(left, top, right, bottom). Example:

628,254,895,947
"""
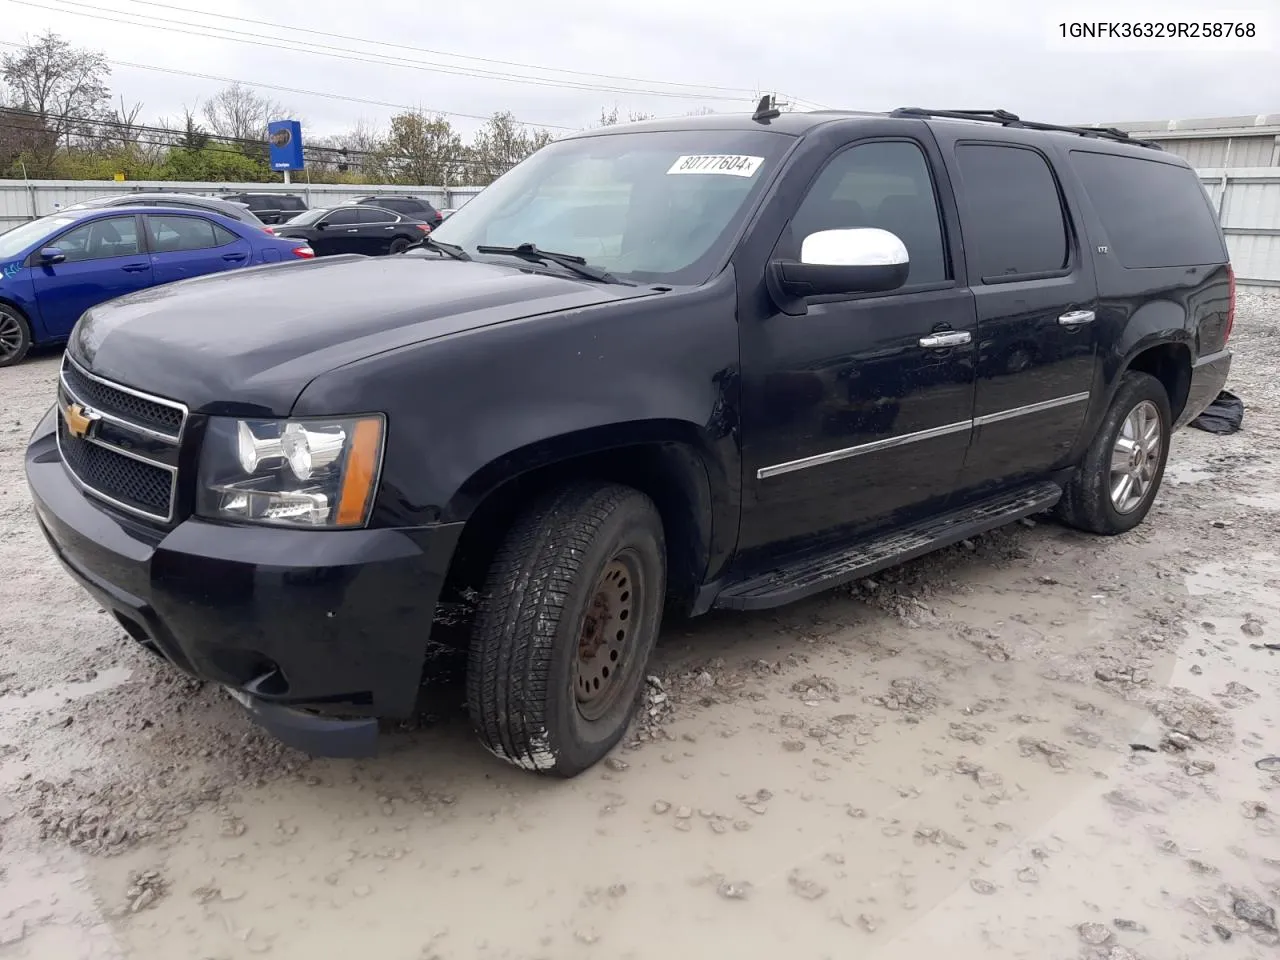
25,105,1234,777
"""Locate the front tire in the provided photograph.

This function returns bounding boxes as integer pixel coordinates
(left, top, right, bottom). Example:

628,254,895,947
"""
1057,371,1172,535
467,482,666,777
0,305,32,368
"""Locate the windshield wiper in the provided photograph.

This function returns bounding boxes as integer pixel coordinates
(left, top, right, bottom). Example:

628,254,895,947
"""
419,236,471,261
475,242,622,284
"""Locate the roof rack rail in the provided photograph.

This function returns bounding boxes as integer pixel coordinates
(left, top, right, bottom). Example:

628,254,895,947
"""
889,107,1165,151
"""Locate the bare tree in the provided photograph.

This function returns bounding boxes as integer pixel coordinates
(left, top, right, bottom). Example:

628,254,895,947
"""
200,82,290,144
468,111,556,184
310,118,386,177
1,30,110,172
595,105,656,127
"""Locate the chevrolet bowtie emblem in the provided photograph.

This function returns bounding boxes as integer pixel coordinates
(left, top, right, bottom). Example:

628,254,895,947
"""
63,402,99,439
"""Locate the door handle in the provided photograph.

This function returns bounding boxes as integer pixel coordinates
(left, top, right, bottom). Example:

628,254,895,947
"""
918,331,972,349
1058,309,1095,327
222,253,247,261
347,229,359,233
121,263,149,273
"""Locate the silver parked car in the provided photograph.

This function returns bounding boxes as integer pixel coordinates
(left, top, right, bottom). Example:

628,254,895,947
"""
60,193,268,228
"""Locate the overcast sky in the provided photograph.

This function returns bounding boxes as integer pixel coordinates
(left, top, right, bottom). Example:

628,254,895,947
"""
2,0,1276,139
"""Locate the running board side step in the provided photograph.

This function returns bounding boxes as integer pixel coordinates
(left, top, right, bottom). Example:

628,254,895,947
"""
714,481,1063,611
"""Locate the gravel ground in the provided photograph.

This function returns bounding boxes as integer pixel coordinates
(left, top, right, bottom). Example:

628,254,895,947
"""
1,294,1279,960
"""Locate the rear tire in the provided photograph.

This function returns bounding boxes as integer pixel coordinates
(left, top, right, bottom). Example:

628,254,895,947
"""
466,482,666,777
388,237,411,255
1056,371,1172,535
0,305,32,368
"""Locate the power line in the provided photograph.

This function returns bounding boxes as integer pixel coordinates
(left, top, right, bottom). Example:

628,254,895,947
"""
112,0,762,98
0,39,579,130
16,0,752,103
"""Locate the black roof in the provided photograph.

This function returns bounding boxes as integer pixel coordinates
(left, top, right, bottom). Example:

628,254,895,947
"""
565,107,1173,158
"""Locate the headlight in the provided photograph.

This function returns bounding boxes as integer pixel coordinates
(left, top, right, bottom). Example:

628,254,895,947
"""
197,415,385,528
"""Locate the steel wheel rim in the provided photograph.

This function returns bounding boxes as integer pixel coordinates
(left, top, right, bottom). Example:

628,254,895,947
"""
0,314,21,360
1109,399,1162,514
574,551,642,722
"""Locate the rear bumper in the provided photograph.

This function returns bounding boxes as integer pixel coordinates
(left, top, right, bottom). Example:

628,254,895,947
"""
1175,349,1232,429
25,406,463,757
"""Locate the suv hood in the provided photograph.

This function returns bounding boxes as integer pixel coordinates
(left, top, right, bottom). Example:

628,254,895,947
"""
68,255,658,416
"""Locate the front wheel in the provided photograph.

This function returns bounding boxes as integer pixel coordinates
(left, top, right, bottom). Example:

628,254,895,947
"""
1056,371,1172,535
0,305,32,368
467,482,666,777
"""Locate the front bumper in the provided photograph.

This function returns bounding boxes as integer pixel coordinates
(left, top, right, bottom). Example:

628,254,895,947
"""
1175,349,1232,429
25,406,463,758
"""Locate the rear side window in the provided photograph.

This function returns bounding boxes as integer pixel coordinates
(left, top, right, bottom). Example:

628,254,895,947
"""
244,197,276,212
955,144,1070,281
279,196,307,211
1069,151,1225,268
379,198,423,215
147,215,236,252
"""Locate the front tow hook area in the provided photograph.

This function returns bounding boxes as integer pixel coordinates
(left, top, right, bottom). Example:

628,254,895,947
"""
223,685,379,759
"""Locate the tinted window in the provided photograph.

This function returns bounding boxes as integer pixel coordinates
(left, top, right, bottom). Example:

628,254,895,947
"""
244,197,276,212
791,140,948,285
956,144,1069,280
1069,150,1225,268
358,206,397,223
147,215,235,252
375,198,419,215
324,208,361,226
54,216,141,262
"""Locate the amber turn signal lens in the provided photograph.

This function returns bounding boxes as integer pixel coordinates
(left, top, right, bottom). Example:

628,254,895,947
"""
335,417,384,527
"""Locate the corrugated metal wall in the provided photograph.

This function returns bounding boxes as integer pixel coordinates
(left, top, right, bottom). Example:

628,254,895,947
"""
1159,136,1278,168
1201,168,1280,290
0,180,483,229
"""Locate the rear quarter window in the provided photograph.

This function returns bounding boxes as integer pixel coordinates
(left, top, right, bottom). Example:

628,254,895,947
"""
1068,150,1226,268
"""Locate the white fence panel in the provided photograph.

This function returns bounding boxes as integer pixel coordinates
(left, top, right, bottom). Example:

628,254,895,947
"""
1199,168,1280,291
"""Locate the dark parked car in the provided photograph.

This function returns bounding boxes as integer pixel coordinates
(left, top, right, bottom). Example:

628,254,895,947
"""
61,193,267,228
0,205,313,366
344,194,444,229
267,204,431,256
26,105,1233,778
220,192,308,225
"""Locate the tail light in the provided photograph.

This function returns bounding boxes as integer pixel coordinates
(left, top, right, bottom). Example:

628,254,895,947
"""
1224,264,1236,343
263,226,276,234
292,245,315,259
415,224,431,233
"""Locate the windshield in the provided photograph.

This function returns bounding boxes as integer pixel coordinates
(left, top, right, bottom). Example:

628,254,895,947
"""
0,215,77,261
432,129,793,284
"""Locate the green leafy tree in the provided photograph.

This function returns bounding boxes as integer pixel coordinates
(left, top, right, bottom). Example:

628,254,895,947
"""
372,110,464,185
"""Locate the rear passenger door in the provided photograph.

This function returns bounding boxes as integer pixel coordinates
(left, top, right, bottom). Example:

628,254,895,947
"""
145,214,252,283
938,133,1101,490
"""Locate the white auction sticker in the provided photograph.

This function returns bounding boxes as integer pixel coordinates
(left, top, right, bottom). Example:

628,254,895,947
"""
666,155,764,177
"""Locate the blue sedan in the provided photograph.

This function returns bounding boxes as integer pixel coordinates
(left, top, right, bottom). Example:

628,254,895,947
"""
0,206,315,366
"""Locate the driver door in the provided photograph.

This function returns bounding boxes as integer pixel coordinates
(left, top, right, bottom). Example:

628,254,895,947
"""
737,137,978,556
29,214,153,338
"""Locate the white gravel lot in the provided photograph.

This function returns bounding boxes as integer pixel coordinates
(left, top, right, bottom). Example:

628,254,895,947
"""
1,294,1278,960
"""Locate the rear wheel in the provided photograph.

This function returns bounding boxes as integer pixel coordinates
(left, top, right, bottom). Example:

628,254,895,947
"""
388,237,411,255
0,305,32,368
1056,371,1172,535
466,482,666,777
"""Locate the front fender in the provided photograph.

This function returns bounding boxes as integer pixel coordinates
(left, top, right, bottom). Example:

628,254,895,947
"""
293,271,744,573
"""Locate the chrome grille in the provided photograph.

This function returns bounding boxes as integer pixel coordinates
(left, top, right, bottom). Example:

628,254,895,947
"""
61,362,184,438
57,356,188,523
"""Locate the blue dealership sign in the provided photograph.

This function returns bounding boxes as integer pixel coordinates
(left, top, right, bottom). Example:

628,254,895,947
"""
267,120,304,171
